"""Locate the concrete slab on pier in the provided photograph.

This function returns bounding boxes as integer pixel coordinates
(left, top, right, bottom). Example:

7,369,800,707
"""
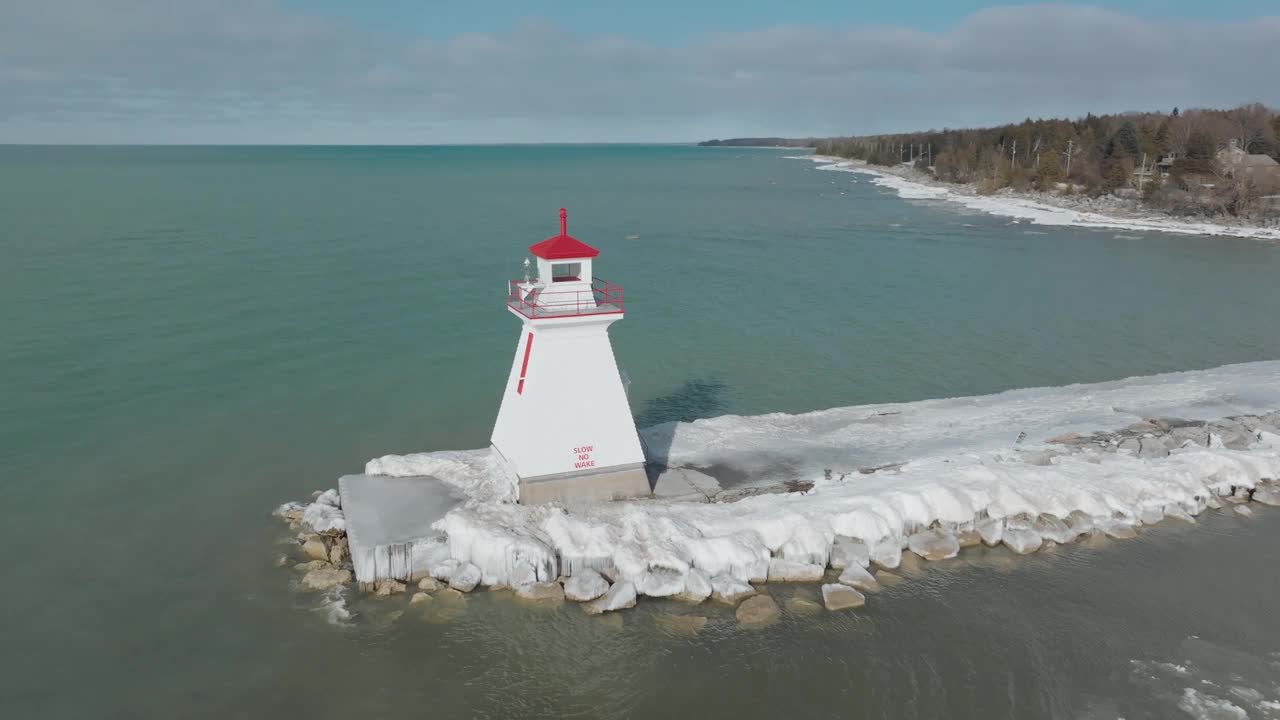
338,474,464,585
650,467,721,502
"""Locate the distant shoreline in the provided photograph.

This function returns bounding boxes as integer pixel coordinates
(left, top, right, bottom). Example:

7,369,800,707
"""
796,155,1280,241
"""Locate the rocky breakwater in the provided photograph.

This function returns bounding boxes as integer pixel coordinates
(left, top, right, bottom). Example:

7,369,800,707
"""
272,411,1280,627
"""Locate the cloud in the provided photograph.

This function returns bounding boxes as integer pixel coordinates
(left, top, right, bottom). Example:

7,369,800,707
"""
0,1,1277,143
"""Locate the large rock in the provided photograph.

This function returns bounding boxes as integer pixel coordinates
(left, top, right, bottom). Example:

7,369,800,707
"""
1003,528,1043,554
957,530,982,548
873,570,903,587
976,517,1004,546
710,575,757,605
1137,438,1169,459
676,568,712,603
417,577,443,592
584,581,637,615
1253,484,1280,506
1032,515,1076,544
784,596,823,615
430,558,460,582
830,538,871,569
301,567,352,591
564,569,610,602
448,563,482,592
374,579,406,596
409,592,433,606
870,539,902,569
1209,420,1254,450
837,564,880,592
302,537,329,562
1170,425,1209,448
822,583,866,611
636,566,687,597
766,558,825,582
515,582,565,605
907,529,960,561
735,594,781,627
328,538,349,565
293,559,330,573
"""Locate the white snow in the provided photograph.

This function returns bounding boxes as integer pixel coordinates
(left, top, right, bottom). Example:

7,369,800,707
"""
365,448,517,504
809,159,1280,241
362,361,1280,604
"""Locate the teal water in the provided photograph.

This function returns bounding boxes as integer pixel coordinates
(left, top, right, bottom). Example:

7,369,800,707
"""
3,145,1280,718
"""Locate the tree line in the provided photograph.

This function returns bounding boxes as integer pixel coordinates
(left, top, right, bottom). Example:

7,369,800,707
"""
812,104,1280,218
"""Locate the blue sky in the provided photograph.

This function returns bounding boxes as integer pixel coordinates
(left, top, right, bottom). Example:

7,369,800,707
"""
1,1,1277,143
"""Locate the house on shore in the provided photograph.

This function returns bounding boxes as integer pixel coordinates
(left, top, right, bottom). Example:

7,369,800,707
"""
1217,140,1280,192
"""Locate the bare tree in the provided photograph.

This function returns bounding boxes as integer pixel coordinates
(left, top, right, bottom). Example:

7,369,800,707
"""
1228,102,1275,153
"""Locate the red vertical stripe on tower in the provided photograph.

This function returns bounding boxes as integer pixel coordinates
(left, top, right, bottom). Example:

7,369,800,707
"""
516,332,534,394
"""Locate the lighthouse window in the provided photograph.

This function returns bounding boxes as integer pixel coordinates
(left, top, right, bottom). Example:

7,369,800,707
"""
552,263,581,282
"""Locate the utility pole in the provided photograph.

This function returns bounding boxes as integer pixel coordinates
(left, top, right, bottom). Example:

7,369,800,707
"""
1011,140,1017,168
1064,139,1074,175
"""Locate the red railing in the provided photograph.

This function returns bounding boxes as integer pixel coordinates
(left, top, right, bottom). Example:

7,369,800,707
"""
507,277,624,319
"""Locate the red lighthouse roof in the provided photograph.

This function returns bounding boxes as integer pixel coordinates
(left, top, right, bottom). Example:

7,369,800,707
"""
528,208,599,260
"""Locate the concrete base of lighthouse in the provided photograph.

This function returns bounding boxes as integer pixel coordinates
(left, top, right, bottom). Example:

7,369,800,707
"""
513,460,651,505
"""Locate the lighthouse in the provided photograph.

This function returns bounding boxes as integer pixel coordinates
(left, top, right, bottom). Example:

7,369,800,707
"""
491,209,651,504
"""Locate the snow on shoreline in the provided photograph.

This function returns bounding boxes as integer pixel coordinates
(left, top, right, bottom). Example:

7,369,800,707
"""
793,155,1280,241
365,361,1280,596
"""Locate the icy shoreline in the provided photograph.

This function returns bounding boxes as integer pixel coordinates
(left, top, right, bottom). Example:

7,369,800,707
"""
794,155,1280,241
280,361,1280,617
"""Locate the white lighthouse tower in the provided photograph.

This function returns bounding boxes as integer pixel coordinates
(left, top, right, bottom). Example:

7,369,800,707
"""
491,209,651,504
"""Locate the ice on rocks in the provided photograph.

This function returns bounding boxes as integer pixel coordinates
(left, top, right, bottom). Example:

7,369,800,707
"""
830,538,870,569
349,362,1280,606
871,539,903,569
302,501,345,535
766,558,825,582
301,567,351,591
907,529,960,561
1002,528,1043,555
676,568,713,603
448,562,482,592
711,575,757,605
822,583,866,611
584,581,637,614
564,569,610,602
514,582,565,605
1253,484,1280,506
430,558,459,582
837,564,879,592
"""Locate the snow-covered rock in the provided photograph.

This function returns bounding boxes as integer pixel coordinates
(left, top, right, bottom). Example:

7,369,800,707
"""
822,583,866,611
676,568,712,603
636,565,687,597
564,569,610,602
735,594,781,626
907,529,959,561
1003,529,1043,554
837,565,879,592
976,517,1004,546
448,563,482,592
302,502,345,535
430,558,460,582
711,575,757,605
584,581,636,614
1253,484,1280,506
766,558,825,582
829,538,870,569
514,582,565,604
871,539,902,569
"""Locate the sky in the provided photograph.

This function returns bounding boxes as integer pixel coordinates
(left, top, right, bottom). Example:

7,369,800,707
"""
1,1,1278,144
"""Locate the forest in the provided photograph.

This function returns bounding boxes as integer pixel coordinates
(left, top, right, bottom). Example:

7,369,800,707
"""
811,105,1280,218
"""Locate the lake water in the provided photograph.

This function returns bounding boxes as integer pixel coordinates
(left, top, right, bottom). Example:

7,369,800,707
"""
3,145,1279,719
